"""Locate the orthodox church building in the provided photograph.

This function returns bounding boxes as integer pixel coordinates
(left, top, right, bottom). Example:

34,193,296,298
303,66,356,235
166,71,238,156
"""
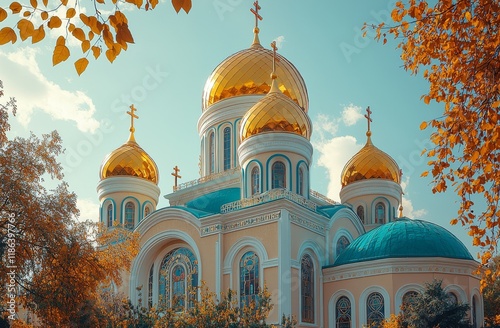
97,5,483,327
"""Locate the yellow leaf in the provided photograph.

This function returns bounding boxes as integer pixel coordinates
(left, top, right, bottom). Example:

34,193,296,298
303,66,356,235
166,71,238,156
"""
56,35,65,45
23,10,31,17
423,95,430,104
52,44,70,65
72,27,85,41
42,0,48,6
419,121,428,130
91,45,100,59
0,27,17,45
10,2,22,14
81,39,90,52
421,171,429,177
17,18,34,41
471,150,479,162
68,23,75,32
74,57,88,75
492,100,500,108
88,31,94,41
41,11,48,20
30,0,37,8
172,0,191,13
149,0,158,9
48,16,62,29
60,0,68,5
66,7,76,18
105,48,116,63
0,8,7,22
31,25,45,43
465,11,471,21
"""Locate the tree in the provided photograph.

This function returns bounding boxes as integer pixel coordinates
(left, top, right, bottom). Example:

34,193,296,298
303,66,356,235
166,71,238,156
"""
0,0,192,75
369,0,500,269
398,279,470,328
0,81,139,327
483,256,500,327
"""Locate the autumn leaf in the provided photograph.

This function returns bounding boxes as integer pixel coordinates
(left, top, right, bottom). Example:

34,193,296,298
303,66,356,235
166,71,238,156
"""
0,27,17,45
0,8,7,22
66,7,76,18
53,44,70,65
17,19,35,41
91,45,101,59
172,0,191,13
81,39,90,52
30,0,38,8
10,2,22,14
420,121,428,130
72,27,85,41
31,25,45,43
48,16,62,29
41,11,48,20
74,57,88,75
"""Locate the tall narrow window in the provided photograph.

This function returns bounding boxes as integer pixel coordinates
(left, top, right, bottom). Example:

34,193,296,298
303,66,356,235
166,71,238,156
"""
472,295,477,328
145,206,151,218
336,296,351,328
367,292,384,326
240,251,259,307
272,161,286,189
298,168,304,196
107,203,113,227
223,127,231,171
209,132,215,174
336,236,350,259
301,254,314,323
148,264,154,308
251,167,260,196
375,202,385,224
357,205,365,224
125,202,135,229
447,292,458,305
159,247,198,310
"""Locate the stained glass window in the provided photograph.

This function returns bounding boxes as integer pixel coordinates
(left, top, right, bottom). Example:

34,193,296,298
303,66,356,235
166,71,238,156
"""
301,254,314,323
159,247,198,310
107,203,113,227
336,296,351,328
125,202,135,229
298,168,304,196
148,264,154,308
357,205,365,224
223,127,231,171
375,202,385,224
367,292,384,326
336,236,350,259
272,161,286,189
209,132,215,174
240,251,259,307
251,167,260,196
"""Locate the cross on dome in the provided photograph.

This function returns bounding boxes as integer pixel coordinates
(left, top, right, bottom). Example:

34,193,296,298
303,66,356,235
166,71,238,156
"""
364,106,372,137
250,1,262,29
171,165,182,189
127,104,139,133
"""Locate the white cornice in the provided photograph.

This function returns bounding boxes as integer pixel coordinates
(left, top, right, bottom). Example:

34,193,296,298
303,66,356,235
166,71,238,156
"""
96,176,161,203
339,179,402,202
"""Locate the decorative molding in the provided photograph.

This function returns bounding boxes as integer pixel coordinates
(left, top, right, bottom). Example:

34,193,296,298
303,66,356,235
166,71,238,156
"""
290,214,326,235
174,167,240,191
201,211,281,236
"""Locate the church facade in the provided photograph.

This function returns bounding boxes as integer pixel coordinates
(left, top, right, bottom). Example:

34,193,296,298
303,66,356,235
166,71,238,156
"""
97,10,483,327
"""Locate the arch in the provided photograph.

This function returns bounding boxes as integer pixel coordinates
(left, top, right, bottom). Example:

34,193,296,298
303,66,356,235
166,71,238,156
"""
297,245,321,325
300,253,315,324
223,237,268,272
375,202,385,224
244,159,263,198
332,229,354,260
107,203,113,227
370,197,391,224
125,201,135,229
470,288,483,328
443,284,467,303
296,161,309,197
297,240,325,267
329,290,356,328
265,155,292,191
223,125,231,171
239,250,260,307
271,161,286,189
394,283,424,313
356,204,365,224
209,130,215,174
142,200,154,222
359,286,390,326
148,263,154,308
101,198,116,226
251,166,260,196
120,196,140,226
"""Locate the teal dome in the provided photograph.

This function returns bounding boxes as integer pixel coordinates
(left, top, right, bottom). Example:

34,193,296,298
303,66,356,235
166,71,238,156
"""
334,218,473,266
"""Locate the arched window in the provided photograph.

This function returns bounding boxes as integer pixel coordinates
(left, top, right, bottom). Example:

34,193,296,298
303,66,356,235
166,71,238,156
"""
298,167,304,196
251,167,260,196
240,251,259,307
223,127,231,171
375,202,385,224
472,295,477,328
145,206,151,218
402,291,419,308
447,292,458,305
125,202,135,229
148,264,154,308
301,254,314,323
356,205,365,224
336,296,351,328
209,132,215,174
107,203,113,227
367,292,384,326
159,247,198,310
272,161,286,189
336,236,350,259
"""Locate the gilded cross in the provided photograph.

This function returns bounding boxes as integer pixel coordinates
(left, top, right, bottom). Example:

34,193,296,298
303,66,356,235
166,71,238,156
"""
250,1,262,29
364,106,372,133
127,104,139,133
271,40,278,75
171,166,182,188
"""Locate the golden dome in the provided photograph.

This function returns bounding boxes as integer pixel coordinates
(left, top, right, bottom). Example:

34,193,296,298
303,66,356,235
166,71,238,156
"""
100,133,159,184
202,43,309,112
341,133,400,187
240,85,311,142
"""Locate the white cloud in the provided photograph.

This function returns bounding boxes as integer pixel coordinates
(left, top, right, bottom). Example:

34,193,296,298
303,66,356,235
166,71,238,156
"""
273,35,285,49
341,103,364,126
401,177,428,219
76,198,100,223
0,47,99,133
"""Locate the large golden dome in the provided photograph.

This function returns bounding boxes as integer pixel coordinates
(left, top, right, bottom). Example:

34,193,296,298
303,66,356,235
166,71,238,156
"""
341,133,400,187
202,41,308,112
240,80,311,142
100,133,159,184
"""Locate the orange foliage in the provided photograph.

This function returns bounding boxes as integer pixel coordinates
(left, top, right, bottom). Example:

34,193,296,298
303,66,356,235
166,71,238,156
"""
370,0,500,269
0,0,191,74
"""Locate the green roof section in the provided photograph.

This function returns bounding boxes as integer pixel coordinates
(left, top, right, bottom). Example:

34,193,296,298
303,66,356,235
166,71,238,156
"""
186,187,241,214
333,218,474,267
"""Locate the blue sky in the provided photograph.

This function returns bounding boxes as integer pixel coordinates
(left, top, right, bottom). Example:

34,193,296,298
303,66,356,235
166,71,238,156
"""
0,0,482,257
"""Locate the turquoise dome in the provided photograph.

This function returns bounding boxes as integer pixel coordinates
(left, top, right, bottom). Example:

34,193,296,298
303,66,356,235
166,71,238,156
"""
334,218,473,266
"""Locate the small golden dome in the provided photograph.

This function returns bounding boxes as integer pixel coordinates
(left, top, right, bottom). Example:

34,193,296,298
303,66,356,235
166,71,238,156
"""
202,44,309,112
100,133,159,184
240,87,311,142
341,135,400,187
